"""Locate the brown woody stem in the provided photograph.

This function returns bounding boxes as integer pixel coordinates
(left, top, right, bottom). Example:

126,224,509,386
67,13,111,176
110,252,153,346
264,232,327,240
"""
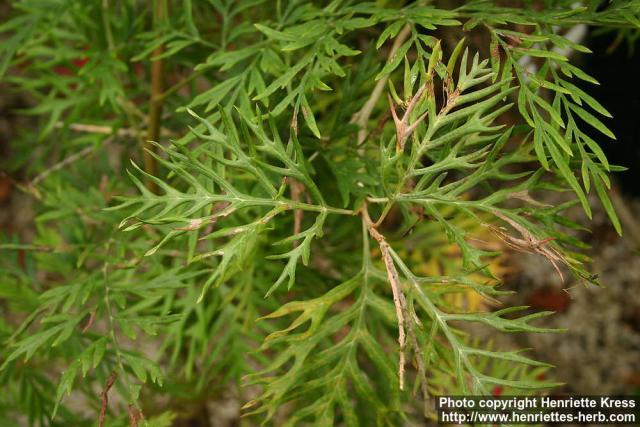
98,372,117,427
143,0,167,193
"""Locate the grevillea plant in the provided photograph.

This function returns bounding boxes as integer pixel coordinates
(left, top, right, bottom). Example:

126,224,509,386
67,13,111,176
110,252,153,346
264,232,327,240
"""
0,1,637,426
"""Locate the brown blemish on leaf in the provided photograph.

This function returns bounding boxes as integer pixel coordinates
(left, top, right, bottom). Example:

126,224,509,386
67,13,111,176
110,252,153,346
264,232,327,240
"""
490,43,501,60
505,34,522,48
291,107,299,136
81,309,96,334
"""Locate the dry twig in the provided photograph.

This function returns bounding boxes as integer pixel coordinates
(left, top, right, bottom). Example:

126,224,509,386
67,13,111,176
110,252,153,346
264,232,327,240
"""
361,205,408,388
143,1,167,193
81,309,97,334
128,404,143,427
488,210,566,281
98,372,117,427
361,204,429,403
31,137,114,187
388,82,429,152
289,178,305,246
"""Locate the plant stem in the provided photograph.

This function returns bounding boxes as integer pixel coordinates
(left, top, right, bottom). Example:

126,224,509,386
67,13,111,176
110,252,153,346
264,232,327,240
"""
157,68,203,102
102,0,115,52
31,137,114,186
361,203,408,390
144,0,167,193
102,240,138,408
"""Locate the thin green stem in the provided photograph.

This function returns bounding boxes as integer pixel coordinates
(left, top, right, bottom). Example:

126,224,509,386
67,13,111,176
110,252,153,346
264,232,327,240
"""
101,240,140,406
102,0,115,52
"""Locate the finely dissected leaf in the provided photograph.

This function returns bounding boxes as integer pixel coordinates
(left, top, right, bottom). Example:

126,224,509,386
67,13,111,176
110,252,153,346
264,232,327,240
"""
593,173,622,236
569,103,616,139
375,40,412,80
248,232,402,424
254,54,314,101
559,80,612,118
301,94,321,138
515,47,567,61
376,20,404,49
53,360,79,418
547,141,591,217
2,318,81,368
559,61,599,85
185,75,243,111
581,132,610,170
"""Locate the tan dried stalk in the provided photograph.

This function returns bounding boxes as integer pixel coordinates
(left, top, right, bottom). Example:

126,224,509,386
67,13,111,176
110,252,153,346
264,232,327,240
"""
361,205,408,388
289,178,305,246
488,210,567,281
143,1,168,193
98,372,117,427
388,82,429,152
361,204,428,403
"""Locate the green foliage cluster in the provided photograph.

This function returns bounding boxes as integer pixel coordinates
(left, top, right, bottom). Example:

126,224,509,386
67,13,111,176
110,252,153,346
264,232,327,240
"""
0,0,637,425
